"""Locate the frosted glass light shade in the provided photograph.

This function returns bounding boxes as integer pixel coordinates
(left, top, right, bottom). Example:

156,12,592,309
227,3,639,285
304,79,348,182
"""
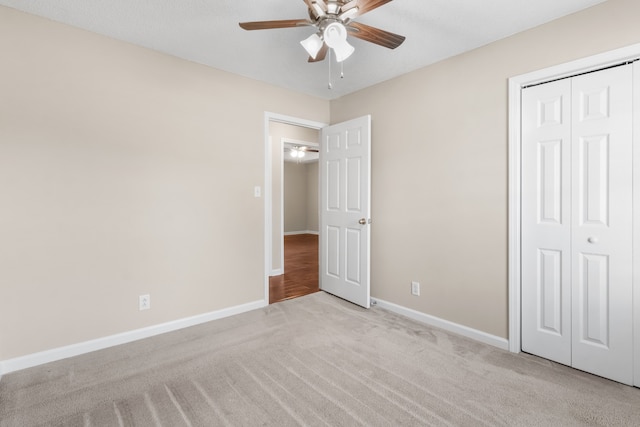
323,22,354,62
331,40,354,62
300,33,324,59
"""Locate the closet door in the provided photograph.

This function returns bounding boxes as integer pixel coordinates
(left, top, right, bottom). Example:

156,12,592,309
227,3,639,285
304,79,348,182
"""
570,65,633,385
521,64,634,385
521,79,572,366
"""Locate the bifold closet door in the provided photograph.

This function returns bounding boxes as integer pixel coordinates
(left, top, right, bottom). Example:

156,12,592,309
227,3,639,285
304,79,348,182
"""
570,66,633,384
521,64,634,385
522,77,572,366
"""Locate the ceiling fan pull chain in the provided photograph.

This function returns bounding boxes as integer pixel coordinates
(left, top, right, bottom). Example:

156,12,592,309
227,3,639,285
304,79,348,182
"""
341,61,344,79
328,49,333,89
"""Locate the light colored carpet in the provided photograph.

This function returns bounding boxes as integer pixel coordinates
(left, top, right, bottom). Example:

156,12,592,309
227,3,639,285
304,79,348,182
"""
1,292,639,426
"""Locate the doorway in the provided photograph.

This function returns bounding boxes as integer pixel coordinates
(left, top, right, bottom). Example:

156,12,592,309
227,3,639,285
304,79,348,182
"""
264,113,373,308
264,113,326,304
271,136,320,303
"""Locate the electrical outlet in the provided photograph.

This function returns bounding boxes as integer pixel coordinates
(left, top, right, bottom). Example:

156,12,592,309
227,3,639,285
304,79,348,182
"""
411,281,420,296
139,294,150,311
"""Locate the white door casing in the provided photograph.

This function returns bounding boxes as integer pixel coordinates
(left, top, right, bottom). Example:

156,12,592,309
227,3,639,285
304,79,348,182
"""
320,115,371,308
634,61,640,388
520,65,634,385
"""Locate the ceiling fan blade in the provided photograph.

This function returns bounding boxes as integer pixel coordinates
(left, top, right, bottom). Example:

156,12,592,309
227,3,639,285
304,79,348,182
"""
347,22,405,49
308,43,329,62
299,146,319,152
348,0,393,18
239,19,312,30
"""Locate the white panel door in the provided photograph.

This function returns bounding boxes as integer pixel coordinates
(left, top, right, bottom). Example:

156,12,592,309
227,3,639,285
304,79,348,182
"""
521,64,634,385
570,66,633,384
320,115,371,308
521,78,572,365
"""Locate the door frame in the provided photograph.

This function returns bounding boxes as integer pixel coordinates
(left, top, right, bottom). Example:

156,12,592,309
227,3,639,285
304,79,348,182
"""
508,42,640,383
263,112,328,304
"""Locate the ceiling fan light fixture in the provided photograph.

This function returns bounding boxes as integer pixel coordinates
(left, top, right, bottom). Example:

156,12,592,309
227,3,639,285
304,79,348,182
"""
323,22,346,48
290,147,306,158
300,33,324,59
332,39,354,62
323,22,354,62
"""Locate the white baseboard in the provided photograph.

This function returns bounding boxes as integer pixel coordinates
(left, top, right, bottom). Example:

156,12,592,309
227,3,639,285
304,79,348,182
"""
284,230,319,236
0,299,267,376
270,268,283,276
371,298,509,351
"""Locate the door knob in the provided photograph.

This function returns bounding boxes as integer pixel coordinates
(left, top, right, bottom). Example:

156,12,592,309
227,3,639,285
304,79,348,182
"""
588,237,598,243
359,218,367,225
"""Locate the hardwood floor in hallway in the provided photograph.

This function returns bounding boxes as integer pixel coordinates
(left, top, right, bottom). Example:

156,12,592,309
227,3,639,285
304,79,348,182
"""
269,233,319,304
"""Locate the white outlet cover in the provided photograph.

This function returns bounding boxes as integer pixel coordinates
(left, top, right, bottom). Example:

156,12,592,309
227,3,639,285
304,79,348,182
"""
139,294,150,310
411,281,420,296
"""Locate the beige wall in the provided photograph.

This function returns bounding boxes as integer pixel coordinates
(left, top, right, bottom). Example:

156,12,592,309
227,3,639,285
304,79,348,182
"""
306,162,319,232
0,6,329,360
283,161,319,234
268,122,319,272
284,162,308,232
331,0,640,338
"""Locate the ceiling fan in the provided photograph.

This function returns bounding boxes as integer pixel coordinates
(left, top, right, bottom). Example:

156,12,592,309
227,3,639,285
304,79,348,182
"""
287,145,319,159
239,0,406,63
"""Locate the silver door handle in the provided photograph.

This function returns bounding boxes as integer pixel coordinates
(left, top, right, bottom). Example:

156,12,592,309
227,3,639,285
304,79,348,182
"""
359,218,367,225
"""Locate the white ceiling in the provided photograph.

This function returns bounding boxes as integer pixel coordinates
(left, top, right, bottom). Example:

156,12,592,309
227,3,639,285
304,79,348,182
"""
0,0,606,100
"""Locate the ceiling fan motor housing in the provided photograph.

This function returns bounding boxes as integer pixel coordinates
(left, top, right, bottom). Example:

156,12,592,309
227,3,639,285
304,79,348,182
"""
308,1,356,24
326,1,343,15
